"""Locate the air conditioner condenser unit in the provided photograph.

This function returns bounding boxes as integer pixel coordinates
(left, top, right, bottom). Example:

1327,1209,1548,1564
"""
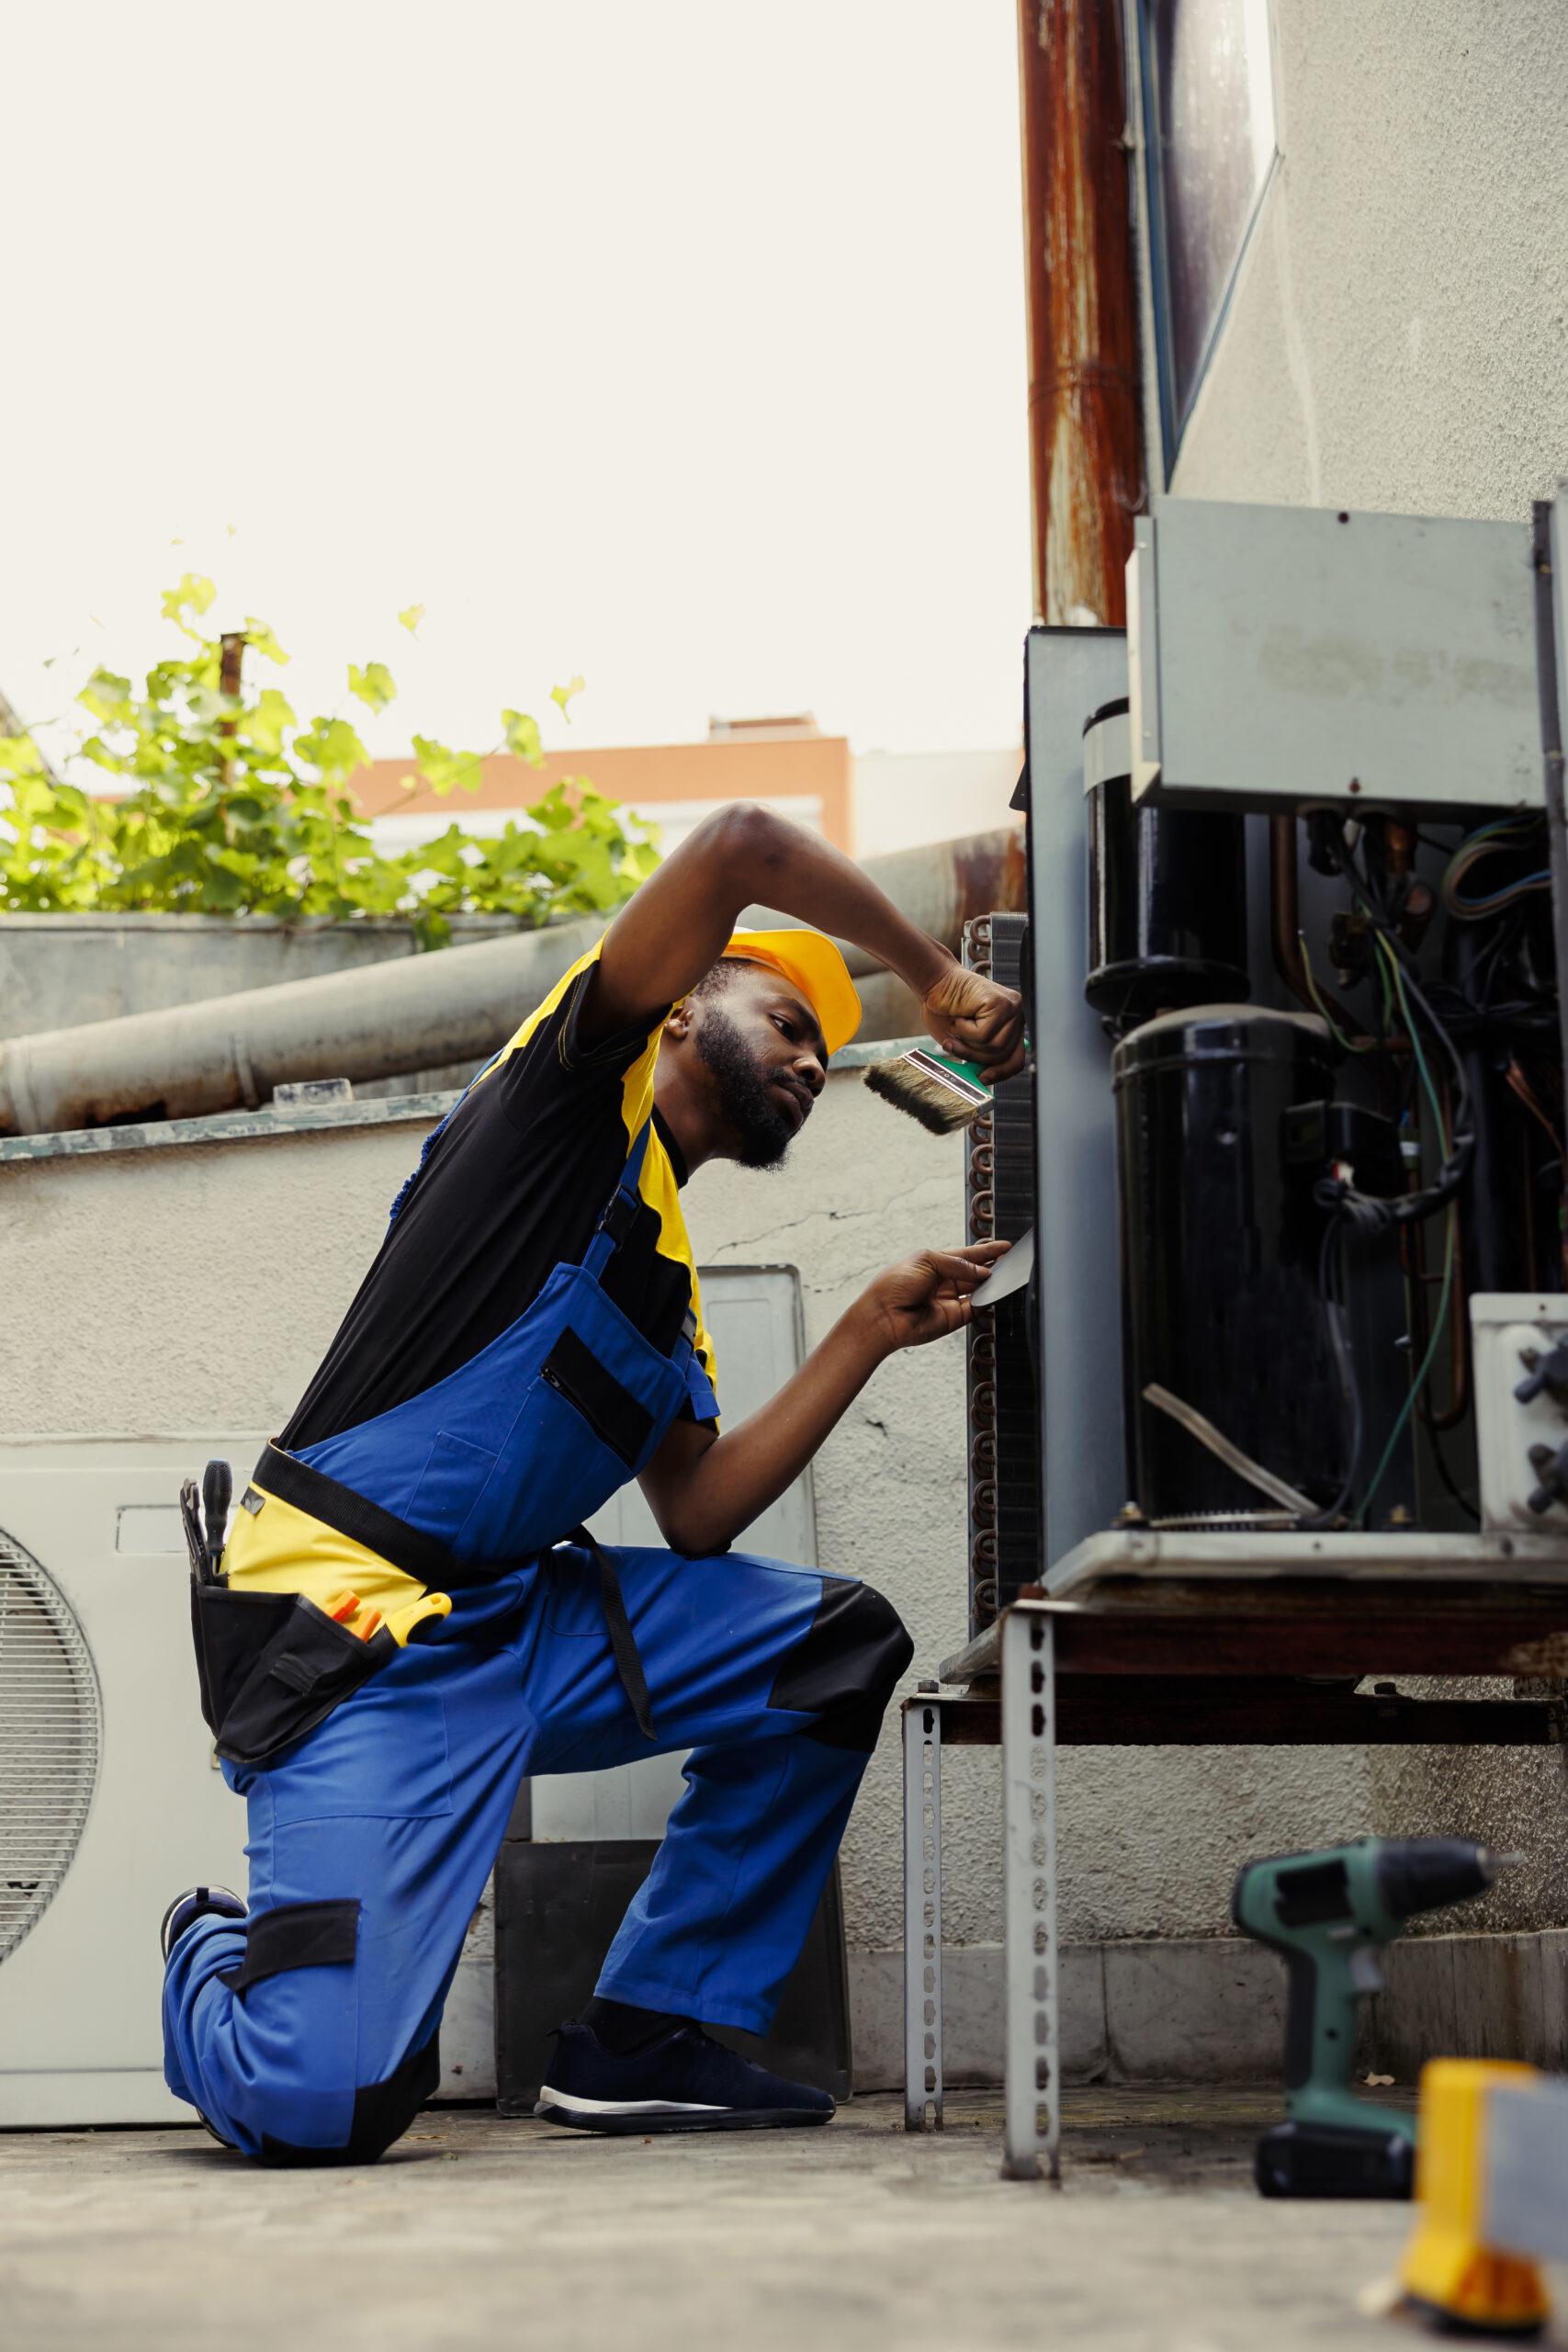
0,1438,255,2127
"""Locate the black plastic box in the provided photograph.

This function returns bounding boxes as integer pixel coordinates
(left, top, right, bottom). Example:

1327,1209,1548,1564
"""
494,1838,852,2115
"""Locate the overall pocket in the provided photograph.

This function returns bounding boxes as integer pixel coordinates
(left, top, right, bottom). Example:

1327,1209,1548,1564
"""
191,1582,296,1735
192,1585,397,1768
450,1323,660,1564
403,1430,500,1547
540,1326,654,1464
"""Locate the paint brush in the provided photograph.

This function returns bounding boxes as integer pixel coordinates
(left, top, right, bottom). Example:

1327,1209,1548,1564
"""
863,1047,993,1135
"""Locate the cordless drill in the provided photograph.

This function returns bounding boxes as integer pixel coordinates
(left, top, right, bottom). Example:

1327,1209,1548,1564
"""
1233,1837,1508,2200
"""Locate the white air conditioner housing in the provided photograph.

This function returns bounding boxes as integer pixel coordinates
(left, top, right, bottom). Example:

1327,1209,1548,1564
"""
0,1438,256,2126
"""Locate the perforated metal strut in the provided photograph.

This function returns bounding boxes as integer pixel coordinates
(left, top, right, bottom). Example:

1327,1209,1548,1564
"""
1002,1606,1060,2182
903,1699,943,2131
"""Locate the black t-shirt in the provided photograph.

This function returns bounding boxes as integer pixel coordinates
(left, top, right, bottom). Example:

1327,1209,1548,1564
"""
281,947,720,1452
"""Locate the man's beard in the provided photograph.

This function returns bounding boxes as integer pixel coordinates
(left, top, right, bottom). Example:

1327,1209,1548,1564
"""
695,1006,797,1169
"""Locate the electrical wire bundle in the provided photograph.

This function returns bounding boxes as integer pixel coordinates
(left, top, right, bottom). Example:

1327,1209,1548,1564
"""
1440,815,1551,922
1298,819,1477,1528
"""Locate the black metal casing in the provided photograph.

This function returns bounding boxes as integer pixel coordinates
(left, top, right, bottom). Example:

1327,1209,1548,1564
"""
1113,1005,1348,1523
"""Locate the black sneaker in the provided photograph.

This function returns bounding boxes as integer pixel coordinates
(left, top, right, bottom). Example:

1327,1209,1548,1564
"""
536,2019,835,2135
160,1884,246,1961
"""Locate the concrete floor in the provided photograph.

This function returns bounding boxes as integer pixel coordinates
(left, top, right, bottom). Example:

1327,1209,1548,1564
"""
2,2087,1562,2351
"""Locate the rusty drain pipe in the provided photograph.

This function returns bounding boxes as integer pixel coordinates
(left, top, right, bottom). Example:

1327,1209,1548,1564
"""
1017,0,1143,626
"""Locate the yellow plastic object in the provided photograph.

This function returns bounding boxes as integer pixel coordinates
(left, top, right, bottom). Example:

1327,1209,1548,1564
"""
1398,2061,1551,2338
225,1482,451,1647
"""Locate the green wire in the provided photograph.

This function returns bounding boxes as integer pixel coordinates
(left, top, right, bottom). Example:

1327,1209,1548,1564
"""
1358,935,1452,1528
1297,929,1375,1055
1379,936,1447,1152
1359,1206,1454,1528
1377,945,1394,1041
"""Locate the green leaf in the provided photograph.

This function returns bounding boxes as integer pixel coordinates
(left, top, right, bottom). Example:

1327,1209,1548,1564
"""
79,668,134,725
295,716,370,779
244,616,290,667
244,688,297,757
412,733,483,797
348,661,397,714
0,732,49,781
549,675,586,720
502,707,543,764
161,573,217,626
398,604,425,637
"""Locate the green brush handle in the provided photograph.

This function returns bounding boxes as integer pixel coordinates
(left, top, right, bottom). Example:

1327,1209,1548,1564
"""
921,1050,991,1091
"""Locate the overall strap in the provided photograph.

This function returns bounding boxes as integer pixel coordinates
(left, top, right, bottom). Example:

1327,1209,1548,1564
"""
386,1047,509,1229
583,1119,653,1277
556,1524,657,1740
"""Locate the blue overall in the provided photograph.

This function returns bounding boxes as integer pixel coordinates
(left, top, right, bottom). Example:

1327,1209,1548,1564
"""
163,1122,908,2162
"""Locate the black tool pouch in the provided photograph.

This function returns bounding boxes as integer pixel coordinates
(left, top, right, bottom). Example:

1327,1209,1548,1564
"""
190,1582,398,1769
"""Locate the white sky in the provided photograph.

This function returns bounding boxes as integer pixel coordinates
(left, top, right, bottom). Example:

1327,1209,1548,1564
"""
2,3,1031,773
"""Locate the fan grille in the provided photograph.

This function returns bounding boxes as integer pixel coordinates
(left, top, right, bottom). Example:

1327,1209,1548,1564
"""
0,1529,101,1964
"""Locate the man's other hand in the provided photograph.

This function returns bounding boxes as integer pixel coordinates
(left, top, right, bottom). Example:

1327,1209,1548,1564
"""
921,962,1026,1083
863,1240,1010,1351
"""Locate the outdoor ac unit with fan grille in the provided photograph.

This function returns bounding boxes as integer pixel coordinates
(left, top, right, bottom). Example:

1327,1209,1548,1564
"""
0,1437,255,2126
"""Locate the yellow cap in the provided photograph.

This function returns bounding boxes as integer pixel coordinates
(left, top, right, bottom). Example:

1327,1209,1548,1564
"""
720,928,862,1056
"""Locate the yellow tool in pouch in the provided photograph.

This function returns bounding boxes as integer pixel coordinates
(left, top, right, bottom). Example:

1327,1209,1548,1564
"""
188,1463,452,1769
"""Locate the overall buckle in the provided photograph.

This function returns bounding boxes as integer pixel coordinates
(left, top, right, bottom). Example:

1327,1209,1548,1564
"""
596,1190,640,1247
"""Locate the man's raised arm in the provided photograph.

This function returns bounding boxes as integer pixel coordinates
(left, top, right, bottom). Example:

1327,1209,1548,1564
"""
580,803,1026,1080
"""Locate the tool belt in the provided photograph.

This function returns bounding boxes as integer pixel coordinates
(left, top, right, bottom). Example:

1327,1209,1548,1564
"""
190,1445,656,1770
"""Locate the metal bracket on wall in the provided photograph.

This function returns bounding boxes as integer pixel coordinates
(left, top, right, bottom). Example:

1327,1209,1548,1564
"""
903,1694,943,2132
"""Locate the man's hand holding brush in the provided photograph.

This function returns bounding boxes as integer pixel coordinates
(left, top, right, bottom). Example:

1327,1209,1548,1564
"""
922,959,1026,1084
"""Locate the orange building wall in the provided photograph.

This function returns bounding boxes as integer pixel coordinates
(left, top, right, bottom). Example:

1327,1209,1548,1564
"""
349,733,852,852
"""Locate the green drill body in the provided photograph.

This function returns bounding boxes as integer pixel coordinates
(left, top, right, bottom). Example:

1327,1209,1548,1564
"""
1233,1836,1501,2195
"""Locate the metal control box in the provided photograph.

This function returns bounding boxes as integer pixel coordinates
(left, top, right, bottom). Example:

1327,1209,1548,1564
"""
1128,499,1541,813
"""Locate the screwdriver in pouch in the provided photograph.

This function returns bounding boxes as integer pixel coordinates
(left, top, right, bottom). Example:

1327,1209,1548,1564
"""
179,1479,207,1581
200,1460,232,1583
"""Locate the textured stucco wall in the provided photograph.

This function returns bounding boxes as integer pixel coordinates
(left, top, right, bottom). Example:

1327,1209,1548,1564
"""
1170,2,1568,520
6,1076,1567,1963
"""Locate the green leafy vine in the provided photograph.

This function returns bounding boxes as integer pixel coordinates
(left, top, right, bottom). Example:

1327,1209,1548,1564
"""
0,579,659,948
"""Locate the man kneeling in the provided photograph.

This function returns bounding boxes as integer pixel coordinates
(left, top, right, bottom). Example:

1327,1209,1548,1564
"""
164,804,1022,2161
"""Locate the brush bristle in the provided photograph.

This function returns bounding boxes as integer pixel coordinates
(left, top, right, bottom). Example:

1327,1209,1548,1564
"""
863,1054,989,1135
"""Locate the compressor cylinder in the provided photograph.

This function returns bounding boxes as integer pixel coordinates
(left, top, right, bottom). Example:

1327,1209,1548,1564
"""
1083,699,1250,1035
1113,1005,1347,1523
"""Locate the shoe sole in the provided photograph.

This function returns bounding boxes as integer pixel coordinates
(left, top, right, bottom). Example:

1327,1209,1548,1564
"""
160,1887,245,1962
534,2101,833,2136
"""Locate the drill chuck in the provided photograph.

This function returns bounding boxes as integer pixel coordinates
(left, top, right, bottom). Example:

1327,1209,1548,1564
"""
1375,1838,1502,1923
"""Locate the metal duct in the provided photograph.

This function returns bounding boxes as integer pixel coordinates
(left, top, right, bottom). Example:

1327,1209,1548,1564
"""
0,828,1026,1136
